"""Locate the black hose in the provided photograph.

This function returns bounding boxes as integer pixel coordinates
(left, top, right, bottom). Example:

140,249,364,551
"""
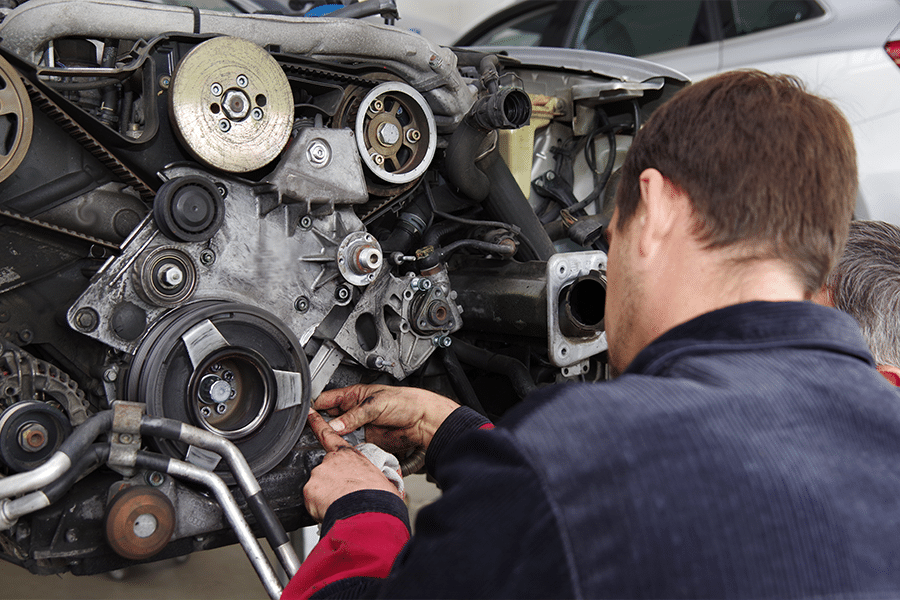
440,347,487,417
441,238,515,258
451,338,537,400
42,444,109,503
480,152,556,261
57,410,113,463
444,119,492,201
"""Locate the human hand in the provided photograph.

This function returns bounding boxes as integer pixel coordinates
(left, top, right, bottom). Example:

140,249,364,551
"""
303,411,402,522
314,384,459,454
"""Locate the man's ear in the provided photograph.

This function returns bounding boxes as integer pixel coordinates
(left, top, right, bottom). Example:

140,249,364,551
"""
637,168,685,259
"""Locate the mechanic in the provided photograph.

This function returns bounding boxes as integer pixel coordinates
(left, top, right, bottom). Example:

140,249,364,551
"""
284,70,900,599
814,219,900,387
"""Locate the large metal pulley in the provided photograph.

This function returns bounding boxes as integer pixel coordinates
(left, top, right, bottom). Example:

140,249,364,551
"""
169,36,293,173
0,54,33,183
354,81,436,184
125,302,310,479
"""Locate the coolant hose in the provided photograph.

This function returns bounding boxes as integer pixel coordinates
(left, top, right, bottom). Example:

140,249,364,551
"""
450,337,537,400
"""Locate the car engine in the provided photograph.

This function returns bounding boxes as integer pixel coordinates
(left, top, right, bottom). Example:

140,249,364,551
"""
0,0,686,595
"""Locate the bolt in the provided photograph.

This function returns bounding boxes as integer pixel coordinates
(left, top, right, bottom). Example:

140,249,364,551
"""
18,329,32,344
158,264,184,289
251,107,264,121
159,75,171,89
103,368,118,383
406,128,421,143
372,99,384,112
211,363,222,372
218,119,231,132
200,406,212,418
432,335,452,348
335,285,351,302
74,308,99,332
210,82,223,97
65,529,78,544
0,311,9,323
428,53,443,69
236,74,249,88
119,433,132,444
410,277,432,292
370,153,385,166
299,216,313,230
222,370,234,382
199,374,232,404
294,296,310,313
376,122,401,146
146,471,165,487
18,423,48,453
307,140,331,167
216,403,228,415
200,249,216,266
222,89,250,120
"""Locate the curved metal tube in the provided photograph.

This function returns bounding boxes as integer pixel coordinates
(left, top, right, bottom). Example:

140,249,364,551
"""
135,451,283,600
0,410,113,500
139,417,301,577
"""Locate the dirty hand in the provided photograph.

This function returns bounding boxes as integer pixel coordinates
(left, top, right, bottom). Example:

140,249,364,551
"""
303,411,402,522
314,384,459,454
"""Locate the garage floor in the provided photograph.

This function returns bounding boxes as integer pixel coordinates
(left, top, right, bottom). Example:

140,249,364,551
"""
0,474,440,600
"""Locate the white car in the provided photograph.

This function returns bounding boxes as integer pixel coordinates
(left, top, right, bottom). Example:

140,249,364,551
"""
458,0,900,224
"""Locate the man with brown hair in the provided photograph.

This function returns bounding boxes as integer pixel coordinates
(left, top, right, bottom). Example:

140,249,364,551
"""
815,219,900,386
283,70,900,599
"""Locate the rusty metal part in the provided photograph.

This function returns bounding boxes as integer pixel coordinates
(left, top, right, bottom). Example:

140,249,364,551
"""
105,485,175,560
0,54,33,183
170,37,293,173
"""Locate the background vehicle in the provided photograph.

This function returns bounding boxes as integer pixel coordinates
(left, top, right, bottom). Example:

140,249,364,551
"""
0,0,686,596
458,0,900,225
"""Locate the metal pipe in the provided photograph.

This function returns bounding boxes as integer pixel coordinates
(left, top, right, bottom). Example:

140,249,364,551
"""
135,451,283,600
0,411,113,500
139,417,301,577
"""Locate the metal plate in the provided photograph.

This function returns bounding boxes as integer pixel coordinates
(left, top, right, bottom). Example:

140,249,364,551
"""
170,36,292,173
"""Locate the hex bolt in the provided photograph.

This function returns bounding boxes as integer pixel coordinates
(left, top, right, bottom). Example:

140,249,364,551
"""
307,140,331,167
236,74,249,88
406,128,421,143
158,264,184,289
222,89,250,120
119,433,132,444
18,423,48,453
251,107,264,121
215,403,228,415
218,119,231,132
222,370,234,382
377,122,401,146
103,368,118,383
210,82,223,97
428,54,443,69
294,296,310,313
74,308,99,332
200,249,216,266
146,471,165,487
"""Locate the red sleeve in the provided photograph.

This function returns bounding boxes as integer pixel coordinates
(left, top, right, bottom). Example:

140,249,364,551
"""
281,510,409,600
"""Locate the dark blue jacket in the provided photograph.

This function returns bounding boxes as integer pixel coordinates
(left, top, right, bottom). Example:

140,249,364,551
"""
285,301,900,599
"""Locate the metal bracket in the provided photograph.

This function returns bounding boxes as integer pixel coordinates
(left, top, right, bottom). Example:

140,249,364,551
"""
108,401,146,473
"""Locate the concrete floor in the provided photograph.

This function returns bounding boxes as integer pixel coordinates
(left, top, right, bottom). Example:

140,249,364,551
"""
0,474,440,600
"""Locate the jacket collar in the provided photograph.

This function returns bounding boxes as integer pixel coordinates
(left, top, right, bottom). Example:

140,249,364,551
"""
624,301,874,377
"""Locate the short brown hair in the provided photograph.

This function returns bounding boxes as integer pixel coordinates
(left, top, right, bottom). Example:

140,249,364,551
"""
614,70,857,293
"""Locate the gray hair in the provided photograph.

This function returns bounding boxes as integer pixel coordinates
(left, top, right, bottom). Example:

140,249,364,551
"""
828,220,900,367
